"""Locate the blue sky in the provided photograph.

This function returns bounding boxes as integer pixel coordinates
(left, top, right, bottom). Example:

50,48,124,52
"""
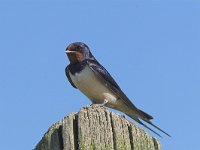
0,1,200,150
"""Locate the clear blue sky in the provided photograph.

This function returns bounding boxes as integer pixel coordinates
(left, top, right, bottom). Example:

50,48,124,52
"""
0,1,199,150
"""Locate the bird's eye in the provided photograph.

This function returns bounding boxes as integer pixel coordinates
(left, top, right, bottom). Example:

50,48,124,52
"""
77,46,81,50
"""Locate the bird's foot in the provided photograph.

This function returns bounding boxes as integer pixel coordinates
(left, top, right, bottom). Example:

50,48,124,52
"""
90,100,108,108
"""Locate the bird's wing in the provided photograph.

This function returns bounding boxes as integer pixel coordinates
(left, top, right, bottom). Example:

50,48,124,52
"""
87,59,141,113
87,59,171,137
65,66,77,89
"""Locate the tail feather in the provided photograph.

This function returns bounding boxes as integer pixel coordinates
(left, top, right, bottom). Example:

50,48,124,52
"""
135,109,171,137
142,119,171,137
138,109,153,120
131,116,162,137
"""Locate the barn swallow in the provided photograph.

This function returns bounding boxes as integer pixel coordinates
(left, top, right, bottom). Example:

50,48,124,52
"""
65,42,170,137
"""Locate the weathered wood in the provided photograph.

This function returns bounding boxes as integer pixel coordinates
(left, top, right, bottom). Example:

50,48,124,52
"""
34,105,161,150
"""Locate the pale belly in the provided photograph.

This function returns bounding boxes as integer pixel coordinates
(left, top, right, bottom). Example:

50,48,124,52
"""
69,65,118,105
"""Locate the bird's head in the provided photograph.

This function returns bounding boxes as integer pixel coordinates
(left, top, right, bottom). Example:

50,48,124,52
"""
65,42,93,64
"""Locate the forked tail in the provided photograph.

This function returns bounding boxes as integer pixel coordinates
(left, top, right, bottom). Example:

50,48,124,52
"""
129,108,171,137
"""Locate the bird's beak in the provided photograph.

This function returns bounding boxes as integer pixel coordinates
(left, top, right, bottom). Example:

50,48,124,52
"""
65,49,76,54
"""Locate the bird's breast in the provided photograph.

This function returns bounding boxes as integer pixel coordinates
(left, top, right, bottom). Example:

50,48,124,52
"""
69,65,117,104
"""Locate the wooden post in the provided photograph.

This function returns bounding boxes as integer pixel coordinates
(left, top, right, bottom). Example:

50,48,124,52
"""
34,105,161,150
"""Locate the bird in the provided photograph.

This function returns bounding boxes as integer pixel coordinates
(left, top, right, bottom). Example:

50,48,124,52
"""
65,42,171,137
